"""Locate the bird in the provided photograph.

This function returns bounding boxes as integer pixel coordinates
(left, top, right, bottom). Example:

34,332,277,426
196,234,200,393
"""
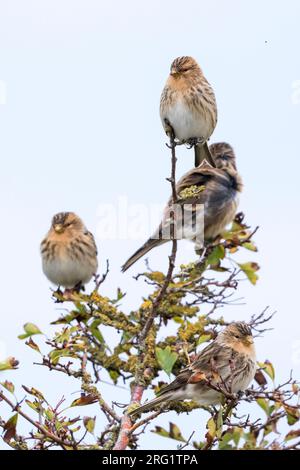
160,56,218,167
121,142,242,272
40,212,98,290
129,322,256,416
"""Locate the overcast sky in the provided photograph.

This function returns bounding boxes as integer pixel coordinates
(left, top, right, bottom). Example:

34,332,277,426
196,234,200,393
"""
0,0,299,449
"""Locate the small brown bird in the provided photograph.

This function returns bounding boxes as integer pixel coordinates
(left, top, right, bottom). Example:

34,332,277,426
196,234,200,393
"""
160,56,218,167
121,142,242,272
129,322,256,416
41,212,98,289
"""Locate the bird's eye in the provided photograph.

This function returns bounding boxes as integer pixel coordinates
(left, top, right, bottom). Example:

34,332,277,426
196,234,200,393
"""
234,335,240,339
221,155,230,160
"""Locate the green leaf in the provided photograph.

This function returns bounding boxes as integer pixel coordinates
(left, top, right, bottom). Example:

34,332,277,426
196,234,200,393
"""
238,262,259,285
0,380,15,394
111,288,126,304
285,429,300,441
232,427,243,446
25,337,41,354
71,394,98,408
242,241,258,252
206,417,216,440
287,413,299,426
90,321,105,343
0,357,19,371
3,414,18,443
18,323,43,340
45,408,55,421
173,316,184,324
152,423,186,443
155,346,178,376
22,386,45,401
219,430,234,449
108,370,120,384
152,426,169,438
257,361,275,381
197,334,211,345
90,321,111,351
284,405,300,425
83,416,96,434
209,263,228,272
69,426,81,433
55,420,64,432
206,246,225,266
25,399,43,414
256,398,270,415
169,423,186,442
216,408,223,434
49,349,76,365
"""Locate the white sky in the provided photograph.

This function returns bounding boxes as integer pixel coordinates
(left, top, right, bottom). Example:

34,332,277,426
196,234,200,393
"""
0,0,299,450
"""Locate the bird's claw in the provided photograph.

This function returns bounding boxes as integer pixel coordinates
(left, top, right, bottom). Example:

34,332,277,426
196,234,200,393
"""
74,281,84,293
185,137,205,149
235,391,244,400
164,118,175,140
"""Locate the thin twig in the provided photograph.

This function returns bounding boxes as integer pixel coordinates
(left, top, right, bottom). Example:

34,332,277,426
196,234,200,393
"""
113,132,179,451
0,390,74,449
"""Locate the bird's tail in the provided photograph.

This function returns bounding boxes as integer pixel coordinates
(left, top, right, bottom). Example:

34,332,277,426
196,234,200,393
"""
121,238,167,272
194,142,216,168
128,393,171,417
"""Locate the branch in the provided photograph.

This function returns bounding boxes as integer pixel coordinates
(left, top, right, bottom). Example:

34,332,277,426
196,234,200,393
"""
138,132,178,344
114,132,178,450
0,390,74,449
113,384,144,450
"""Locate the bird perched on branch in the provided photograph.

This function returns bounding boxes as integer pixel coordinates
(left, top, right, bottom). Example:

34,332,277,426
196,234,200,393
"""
129,322,256,416
41,212,98,290
160,56,217,167
121,142,242,272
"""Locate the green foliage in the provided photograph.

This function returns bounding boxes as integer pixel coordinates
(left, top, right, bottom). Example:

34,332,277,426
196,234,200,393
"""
178,185,205,200
18,323,43,340
0,216,299,451
0,357,19,371
155,347,178,376
152,423,186,442
238,262,259,285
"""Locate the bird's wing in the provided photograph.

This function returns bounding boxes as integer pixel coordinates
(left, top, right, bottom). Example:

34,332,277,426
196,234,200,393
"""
175,165,239,226
175,164,230,201
85,231,98,256
155,165,233,244
157,342,235,397
188,342,235,384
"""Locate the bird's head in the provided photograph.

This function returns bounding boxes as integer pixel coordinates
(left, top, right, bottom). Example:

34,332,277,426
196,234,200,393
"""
220,322,254,348
210,142,237,171
170,56,200,78
50,212,85,236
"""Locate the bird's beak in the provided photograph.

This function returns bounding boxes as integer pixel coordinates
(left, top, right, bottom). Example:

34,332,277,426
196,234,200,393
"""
170,69,180,77
245,336,254,345
54,224,64,234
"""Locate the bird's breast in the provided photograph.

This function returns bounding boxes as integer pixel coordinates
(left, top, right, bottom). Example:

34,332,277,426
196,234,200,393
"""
41,238,97,288
232,359,257,393
161,94,213,141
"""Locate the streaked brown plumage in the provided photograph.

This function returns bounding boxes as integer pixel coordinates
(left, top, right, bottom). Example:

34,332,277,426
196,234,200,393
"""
121,142,242,272
41,212,98,289
160,56,218,167
129,322,256,416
